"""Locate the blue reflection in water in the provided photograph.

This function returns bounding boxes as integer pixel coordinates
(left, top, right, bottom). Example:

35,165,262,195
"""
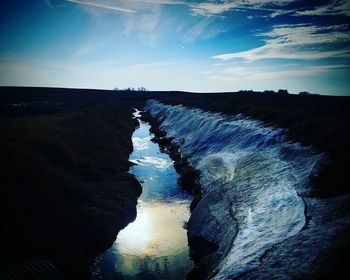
91,110,192,280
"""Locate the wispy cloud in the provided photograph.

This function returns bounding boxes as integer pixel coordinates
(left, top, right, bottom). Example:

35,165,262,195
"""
122,4,163,47
213,24,350,61
190,1,239,16
189,0,350,18
129,0,184,4
72,39,108,59
206,64,350,82
296,0,350,17
200,62,350,94
67,0,350,18
0,56,183,90
183,17,222,42
44,0,55,9
189,0,294,17
66,1,186,46
66,0,184,13
66,0,136,13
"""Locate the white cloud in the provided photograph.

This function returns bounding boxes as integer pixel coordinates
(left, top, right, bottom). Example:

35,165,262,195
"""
213,24,350,61
200,62,350,94
66,1,182,46
1,55,349,95
183,17,221,42
66,0,136,13
189,0,294,16
66,0,184,14
206,64,349,81
0,55,205,91
130,0,184,4
214,47,350,61
66,0,350,18
260,24,350,45
189,0,350,18
123,4,162,46
190,1,239,16
72,39,109,58
296,0,350,17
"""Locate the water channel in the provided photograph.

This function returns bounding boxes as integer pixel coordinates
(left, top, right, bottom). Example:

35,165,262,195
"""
91,109,192,280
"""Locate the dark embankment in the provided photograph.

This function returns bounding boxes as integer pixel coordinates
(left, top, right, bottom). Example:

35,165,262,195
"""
0,87,145,279
145,91,350,197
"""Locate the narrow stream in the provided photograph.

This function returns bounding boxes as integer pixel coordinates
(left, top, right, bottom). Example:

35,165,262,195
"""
91,109,192,280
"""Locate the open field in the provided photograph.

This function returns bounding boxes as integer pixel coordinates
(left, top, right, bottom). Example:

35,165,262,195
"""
1,87,349,278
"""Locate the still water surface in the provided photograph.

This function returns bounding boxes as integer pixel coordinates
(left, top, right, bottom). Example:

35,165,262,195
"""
91,110,192,279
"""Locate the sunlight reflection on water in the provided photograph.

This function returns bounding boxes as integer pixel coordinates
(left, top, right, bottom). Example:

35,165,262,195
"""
117,201,189,257
110,201,191,279
91,110,192,280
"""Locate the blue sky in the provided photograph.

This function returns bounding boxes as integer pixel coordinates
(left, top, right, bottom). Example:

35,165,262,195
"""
0,0,349,95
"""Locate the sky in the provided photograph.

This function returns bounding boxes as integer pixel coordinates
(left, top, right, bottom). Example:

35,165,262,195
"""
0,0,349,95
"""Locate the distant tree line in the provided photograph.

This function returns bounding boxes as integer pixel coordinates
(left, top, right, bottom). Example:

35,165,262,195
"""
113,87,147,93
298,91,319,96
112,87,319,95
238,89,289,94
238,89,319,95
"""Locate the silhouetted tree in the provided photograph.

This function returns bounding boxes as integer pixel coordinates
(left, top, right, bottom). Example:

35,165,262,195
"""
263,90,276,94
277,89,289,94
238,90,256,94
113,87,147,93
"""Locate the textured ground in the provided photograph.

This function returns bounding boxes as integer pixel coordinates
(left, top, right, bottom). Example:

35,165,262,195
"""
0,87,145,279
1,88,349,279
142,94,350,280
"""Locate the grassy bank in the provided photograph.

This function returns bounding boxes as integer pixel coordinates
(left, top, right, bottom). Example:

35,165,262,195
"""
0,87,145,279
